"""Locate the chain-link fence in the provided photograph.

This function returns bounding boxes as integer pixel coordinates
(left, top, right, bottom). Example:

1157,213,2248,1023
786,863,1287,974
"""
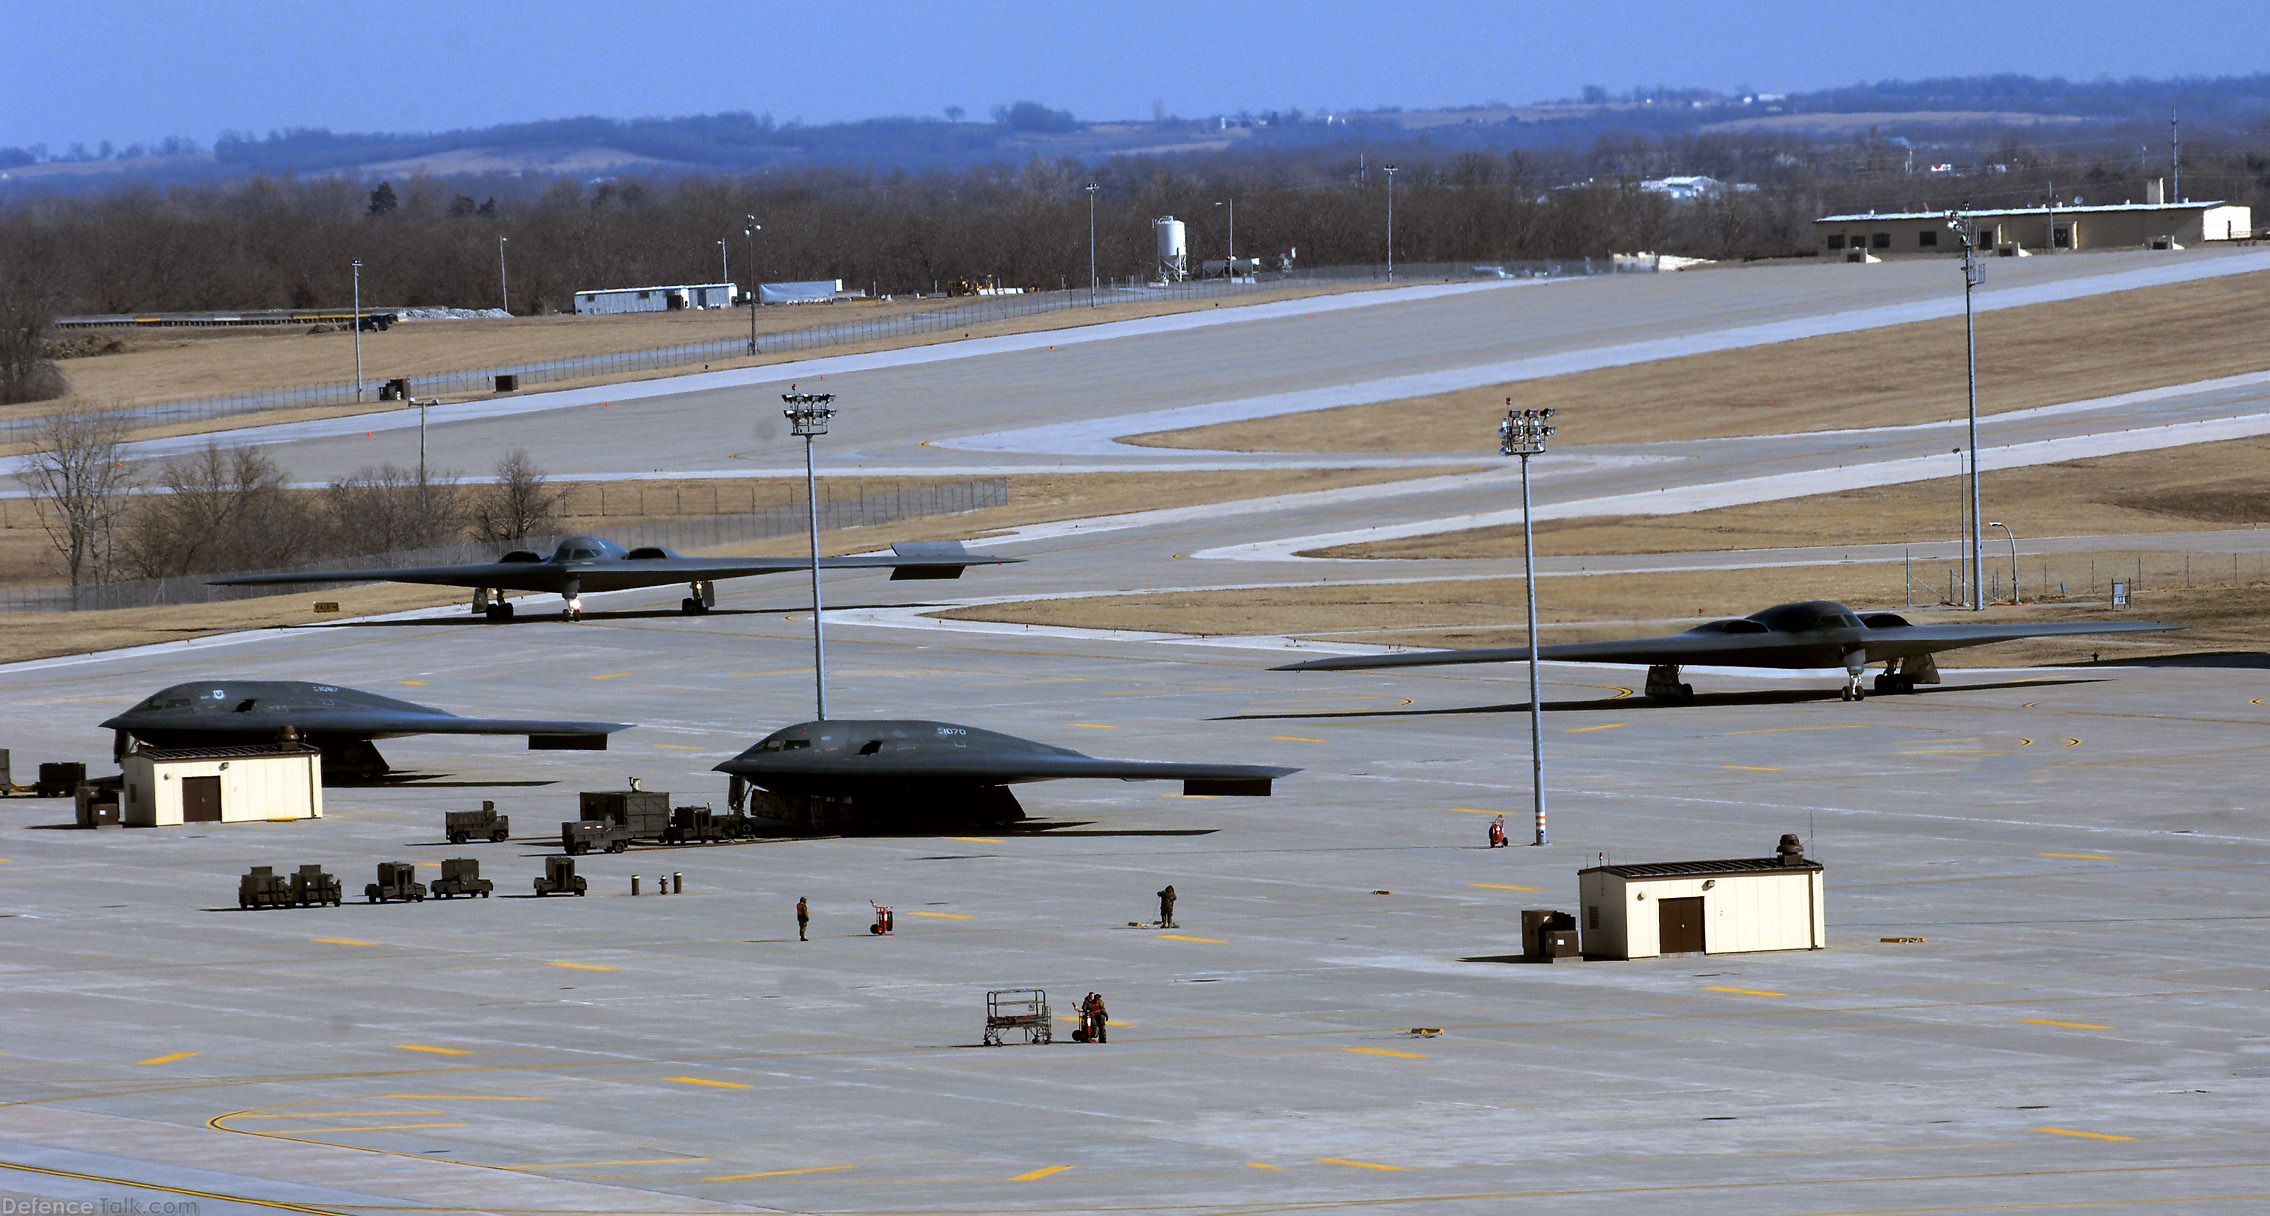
20,260,1608,435
1,478,1007,613
1901,549,2270,609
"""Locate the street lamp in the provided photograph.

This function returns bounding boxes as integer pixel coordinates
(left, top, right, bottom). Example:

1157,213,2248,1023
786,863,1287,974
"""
783,391,837,720
1383,164,1399,280
1945,207,1985,610
1499,402,1555,846
744,217,761,354
1988,521,2019,603
498,235,509,315
1084,183,1100,306
351,259,364,403
1215,197,1234,278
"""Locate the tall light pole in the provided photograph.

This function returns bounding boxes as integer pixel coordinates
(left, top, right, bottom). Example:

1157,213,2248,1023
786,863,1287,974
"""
1383,164,1399,280
1215,197,1234,277
351,259,364,403
498,235,509,314
1945,208,1985,610
783,391,836,721
744,217,761,354
1500,403,1555,846
717,239,729,291
1084,183,1100,306
1988,521,2018,603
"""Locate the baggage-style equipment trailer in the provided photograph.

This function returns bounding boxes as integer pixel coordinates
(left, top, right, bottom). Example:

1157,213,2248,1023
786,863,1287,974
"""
366,861,426,903
982,989,1052,1046
532,854,588,896
290,864,342,907
446,801,510,844
429,857,493,898
238,865,294,909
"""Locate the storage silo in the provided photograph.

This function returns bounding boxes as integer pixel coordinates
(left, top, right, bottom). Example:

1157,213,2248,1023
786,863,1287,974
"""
1154,216,1188,282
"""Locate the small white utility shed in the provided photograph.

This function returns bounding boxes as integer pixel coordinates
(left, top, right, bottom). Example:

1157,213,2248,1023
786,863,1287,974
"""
121,744,323,827
1579,853,1824,960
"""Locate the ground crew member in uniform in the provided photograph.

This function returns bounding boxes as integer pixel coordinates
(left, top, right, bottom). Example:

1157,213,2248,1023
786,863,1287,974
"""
1086,991,1109,1043
796,895,809,941
1157,884,1176,928
1489,815,1507,848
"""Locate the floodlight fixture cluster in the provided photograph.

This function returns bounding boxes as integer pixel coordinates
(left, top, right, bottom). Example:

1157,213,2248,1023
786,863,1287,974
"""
783,392,836,437
1499,405,1555,456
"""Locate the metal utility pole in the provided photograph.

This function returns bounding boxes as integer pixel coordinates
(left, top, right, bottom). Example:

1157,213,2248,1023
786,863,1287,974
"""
783,392,836,720
744,217,761,354
1945,209,1985,610
718,240,729,291
351,260,364,403
1499,402,1556,845
1383,164,1399,280
1084,183,1100,306
1989,522,2018,603
1216,197,1234,277
498,236,509,314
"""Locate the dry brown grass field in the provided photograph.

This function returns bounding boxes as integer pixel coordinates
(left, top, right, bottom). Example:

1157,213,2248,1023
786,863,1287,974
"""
1133,272,2270,452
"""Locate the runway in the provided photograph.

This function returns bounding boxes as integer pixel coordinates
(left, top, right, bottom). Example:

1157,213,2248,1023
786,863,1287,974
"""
3,250,2267,1213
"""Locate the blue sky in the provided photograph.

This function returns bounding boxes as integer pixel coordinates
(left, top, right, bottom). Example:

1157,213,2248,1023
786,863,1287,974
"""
6,0,2263,149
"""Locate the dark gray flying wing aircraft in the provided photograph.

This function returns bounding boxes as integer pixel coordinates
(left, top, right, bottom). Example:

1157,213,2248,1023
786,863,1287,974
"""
1276,600,2182,702
102,680,631,779
715,719,1297,832
211,535,1018,620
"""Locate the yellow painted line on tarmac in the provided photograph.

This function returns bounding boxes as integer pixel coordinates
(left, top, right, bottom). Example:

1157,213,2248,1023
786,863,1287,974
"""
704,1165,852,1181
1314,1156,1405,1171
2040,852,2115,861
1069,722,1119,729
0,1160,349,1216
1721,765,1782,772
2021,1017,2114,1030
514,1157,710,1169
1470,883,1542,892
236,1111,439,1119
137,1052,199,1066
1271,735,1327,742
591,672,632,680
652,743,701,751
2061,737,2083,747
383,1094,542,1101
668,1076,753,1089
1899,748,2003,755
1563,722,1625,733
1704,986,1786,997
269,1122,467,1134
545,961,617,971
2034,1127,2135,1141
1247,1161,1281,1170
945,836,1002,843
1345,1047,1428,1059
1012,1165,1073,1181
309,938,376,946
395,1044,470,1055
1160,934,1228,944
2017,737,2034,747
397,680,425,686
1450,806,1503,814
905,911,974,919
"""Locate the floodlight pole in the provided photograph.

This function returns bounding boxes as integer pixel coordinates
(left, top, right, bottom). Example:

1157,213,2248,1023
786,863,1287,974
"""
1084,183,1100,306
1500,402,1555,845
498,236,509,314
1383,164,1399,280
1989,521,2018,603
1948,209,1985,611
351,260,364,403
758,218,776,353
784,392,836,720
1216,197,1234,277
718,239,729,293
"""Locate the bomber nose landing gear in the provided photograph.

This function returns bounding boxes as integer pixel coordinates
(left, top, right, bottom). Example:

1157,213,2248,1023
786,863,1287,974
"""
680,580,716,615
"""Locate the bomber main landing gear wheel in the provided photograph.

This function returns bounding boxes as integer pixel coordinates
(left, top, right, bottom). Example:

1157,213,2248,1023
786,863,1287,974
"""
483,602,515,622
680,597,711,615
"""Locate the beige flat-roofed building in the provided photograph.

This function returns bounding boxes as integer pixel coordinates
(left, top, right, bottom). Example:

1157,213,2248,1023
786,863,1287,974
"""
1579,856,1825,960
1816,199,2251,257
121,744,323,827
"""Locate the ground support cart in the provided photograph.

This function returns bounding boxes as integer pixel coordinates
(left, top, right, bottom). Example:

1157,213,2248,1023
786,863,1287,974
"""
982,989,1052,1046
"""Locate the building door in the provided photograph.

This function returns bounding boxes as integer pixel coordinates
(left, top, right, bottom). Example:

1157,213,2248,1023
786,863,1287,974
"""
181,775,223,823
1658,896,1705,954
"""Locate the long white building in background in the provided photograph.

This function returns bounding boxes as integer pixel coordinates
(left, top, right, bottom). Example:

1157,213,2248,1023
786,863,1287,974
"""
572,283,738,314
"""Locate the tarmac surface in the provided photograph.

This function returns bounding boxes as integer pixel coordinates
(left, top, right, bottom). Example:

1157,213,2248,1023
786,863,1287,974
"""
3,251,2268,1214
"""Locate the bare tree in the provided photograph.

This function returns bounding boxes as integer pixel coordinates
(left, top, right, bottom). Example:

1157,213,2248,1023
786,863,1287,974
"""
322,464,466,553
0,248,66,404
117,443,315,577
19,407,133,589
471,449,559,546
